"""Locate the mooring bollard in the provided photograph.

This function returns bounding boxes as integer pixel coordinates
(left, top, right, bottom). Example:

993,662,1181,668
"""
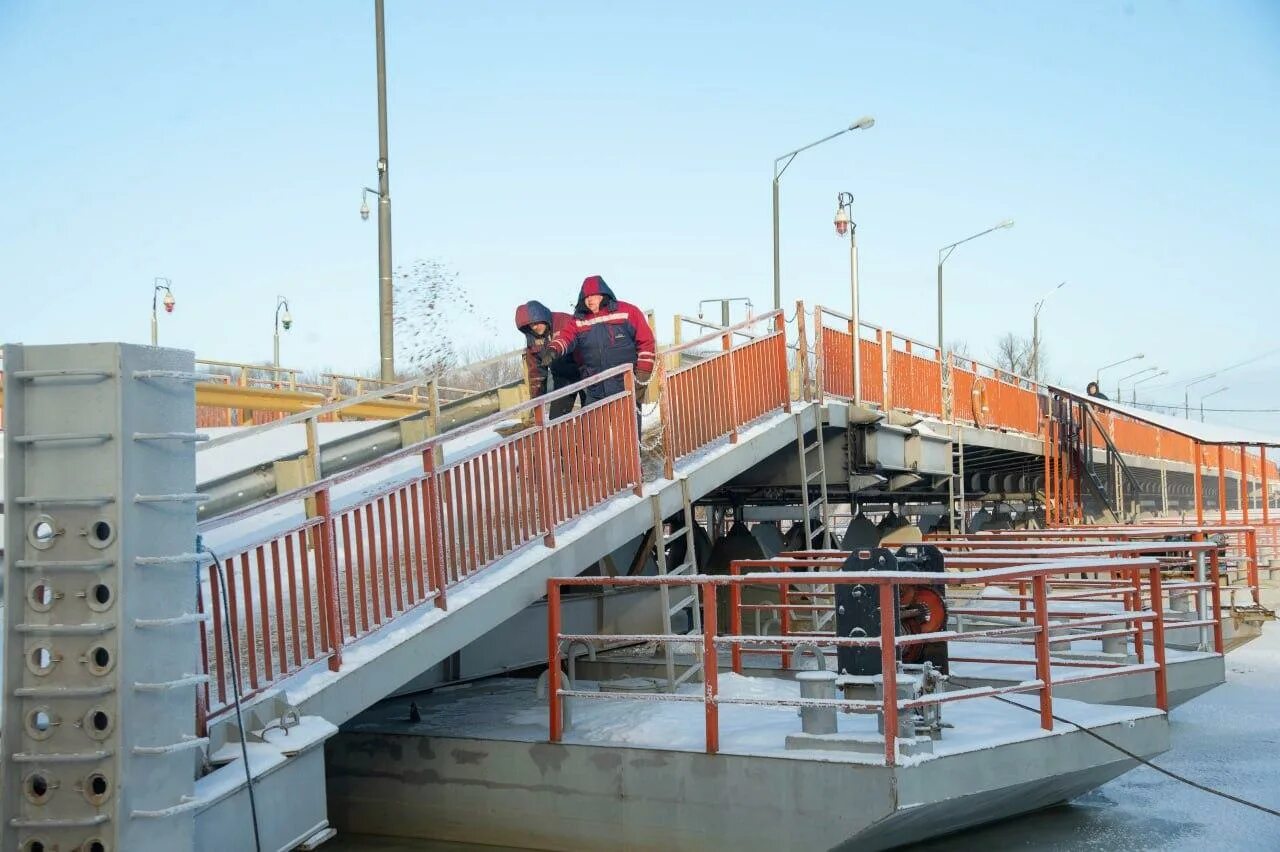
797,670,838,734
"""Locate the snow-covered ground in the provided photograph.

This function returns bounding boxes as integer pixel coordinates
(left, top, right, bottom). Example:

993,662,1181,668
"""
913,621,1280,850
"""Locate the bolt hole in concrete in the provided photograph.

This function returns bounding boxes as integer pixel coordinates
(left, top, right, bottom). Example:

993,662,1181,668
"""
85,772,111,804
28,647,54,675
88,646,113,674
28,516,57,549
28,583,54,611
90,583,112,608
25,772,50,803
26,708,54,739
84,707,113,740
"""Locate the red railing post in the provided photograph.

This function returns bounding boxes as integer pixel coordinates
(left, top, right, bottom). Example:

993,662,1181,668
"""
548,581,563,742
1209,547,1224,654
1245,527,1259,604
703,583,720,754
421,448,448,611
721,331,740,444
623,369,645,496
883,331,894,412
813,306,826,404
729,569,743,674
1032,574,1053,731
879,582,898,766
1148,565,1169,712
1217,445,1227,525
775,312,792,413
1262,446,1270,526
533,403,557,548
314,487,344,672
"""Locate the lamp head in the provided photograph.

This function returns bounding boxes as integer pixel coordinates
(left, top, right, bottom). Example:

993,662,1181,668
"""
162,292,175,313
281,309,293,331
833,205,851,237
996,219,1015,230
360,198,370,221
850,116,875,130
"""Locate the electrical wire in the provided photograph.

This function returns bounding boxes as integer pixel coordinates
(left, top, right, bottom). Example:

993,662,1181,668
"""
203,544,264,852
945,674,1280,819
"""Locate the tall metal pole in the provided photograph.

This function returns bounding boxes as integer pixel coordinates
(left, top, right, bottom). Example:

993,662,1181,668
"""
772,179,781,311
936,261,944,354
850,224,861,405
1031,310,1038,381
375,0,395,381
274,326,281,369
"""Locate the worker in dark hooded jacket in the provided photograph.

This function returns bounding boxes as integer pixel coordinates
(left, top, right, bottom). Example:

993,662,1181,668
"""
515,300,582,418
543,276,656,407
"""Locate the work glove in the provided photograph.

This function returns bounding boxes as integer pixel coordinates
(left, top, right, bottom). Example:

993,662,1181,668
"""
537,348,556,368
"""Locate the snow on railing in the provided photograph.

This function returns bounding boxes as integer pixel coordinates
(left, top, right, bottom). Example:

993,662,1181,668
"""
196,364,643,727
546,554,1172,765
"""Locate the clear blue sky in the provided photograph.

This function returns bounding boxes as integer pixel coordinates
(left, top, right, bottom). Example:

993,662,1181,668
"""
2,2,1277,428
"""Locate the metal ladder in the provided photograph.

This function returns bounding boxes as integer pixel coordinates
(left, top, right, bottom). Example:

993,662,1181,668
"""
651,477,703,691
795,412,833,549
795,412,837,635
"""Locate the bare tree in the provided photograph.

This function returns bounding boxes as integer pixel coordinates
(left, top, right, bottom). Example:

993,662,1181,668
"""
992,333,1035,376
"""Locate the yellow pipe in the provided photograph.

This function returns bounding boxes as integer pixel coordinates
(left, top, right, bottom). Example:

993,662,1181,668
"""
194,382,426,420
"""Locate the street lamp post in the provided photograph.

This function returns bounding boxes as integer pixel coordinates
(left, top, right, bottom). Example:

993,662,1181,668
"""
362,0,395,382
1199,386,1228,422
1115,365,1158,401
772,116,874,310
937,219,1015,353
274,296,294,369
1094,353,1144,386
1130,369,1168,403
697,297,753,328
1183,374,1217,418
1030,281,1066,381
834,192,862,404
150,277,175,346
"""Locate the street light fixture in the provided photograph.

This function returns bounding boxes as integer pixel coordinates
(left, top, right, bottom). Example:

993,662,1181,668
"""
274,296,293,368
1115,365,1158,400
1199,386,1229,422
1130,369,1168,403
1094,353,1144,385
772,116,875,310
1177,376,1218,417
834,191,863,404
1030,280,1066,381
150,277,175,346
937,219,1014,352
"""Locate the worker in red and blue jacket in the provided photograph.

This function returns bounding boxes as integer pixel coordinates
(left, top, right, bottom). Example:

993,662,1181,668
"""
515,300,582,418
544,275,656,405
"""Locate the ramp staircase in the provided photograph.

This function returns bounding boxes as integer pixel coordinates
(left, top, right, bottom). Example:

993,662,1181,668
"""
1050,395,1140,523
651,478,704,690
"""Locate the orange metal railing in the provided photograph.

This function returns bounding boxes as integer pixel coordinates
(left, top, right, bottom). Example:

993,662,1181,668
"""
659,311,791,477
546,554,1171,764
196,364,642,727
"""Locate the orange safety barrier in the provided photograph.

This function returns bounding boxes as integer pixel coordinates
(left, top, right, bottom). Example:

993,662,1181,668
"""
812,306,886,406
660,311,790,476
196,364,643,728
546,553,1171,765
